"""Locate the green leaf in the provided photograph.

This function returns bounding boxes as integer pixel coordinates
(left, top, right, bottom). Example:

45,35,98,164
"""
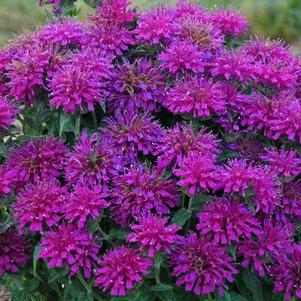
24,278,39,292
190,193,213,210
270,293,283,301
89,222,100,235
171,208,191,227
235,274,252,300
83,0,103,8
230,292,250,301
86,294,94,301
223,291,232,301
228,244,237,261
59,113,80,137
47,268,69,283
151,284,173,292
154,290,177,301
135,291,156,301
108,228,131,240
59,113,72,137
242,269,263,301
33,245,40,277
77,292,86,301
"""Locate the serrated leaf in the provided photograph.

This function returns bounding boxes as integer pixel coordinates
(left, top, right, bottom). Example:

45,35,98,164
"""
171,208,191,227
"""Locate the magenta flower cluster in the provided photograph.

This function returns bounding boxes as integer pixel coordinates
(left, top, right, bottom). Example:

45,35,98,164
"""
0,1,301,300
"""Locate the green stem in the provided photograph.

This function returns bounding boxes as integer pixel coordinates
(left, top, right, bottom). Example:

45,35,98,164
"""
77,272,90,293
155,266,161,284
185,197,194,233
77,272,103,301
187,197,193,212
99,227,110,241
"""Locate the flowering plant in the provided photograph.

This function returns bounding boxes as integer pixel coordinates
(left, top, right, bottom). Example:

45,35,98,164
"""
0,0,301,300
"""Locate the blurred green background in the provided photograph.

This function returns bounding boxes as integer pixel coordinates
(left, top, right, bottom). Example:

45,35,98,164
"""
0,0,300,47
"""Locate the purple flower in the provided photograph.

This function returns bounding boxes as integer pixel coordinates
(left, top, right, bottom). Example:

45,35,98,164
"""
127,215,181,257
269,211,297,237
134,7,176,45
64,185,109,228
7,137,67,190
95,246,152,296
174,152,218,195
268,94,301,143
0,97,17,130
164,77,226,118
210,8,249,37
0,166,14,195
0,229,29,276
106,58,166,113
261,147,301,177
160,41,205,74
40,224,99,278
197,198,260,245
244,37,293,63
235,91,301,143
171,232,238,296
86,24,135,57
238,221,291,277
217,159,253,194
172,1,207,20
226,135,266,163
65,131,118,190
7,44,53,104
210,50,256,82
0,48,13,97
280,181,301,220
38,19,86,47
89,0,136,27
234,92,274,134
102,111,163,162
270,244,301,300
49,49,112,113
14,180,65,232
111,165,179,227
255,58,297,90
177,17,224,55
156,124,220,170
251,166,280,214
